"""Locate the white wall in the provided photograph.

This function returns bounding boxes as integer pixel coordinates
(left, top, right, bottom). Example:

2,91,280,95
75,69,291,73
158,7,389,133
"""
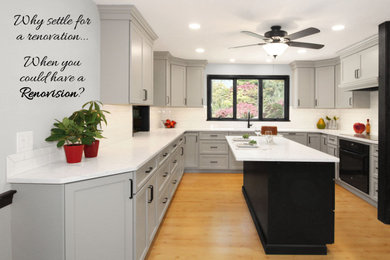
152,63,379,135
0,1,100,259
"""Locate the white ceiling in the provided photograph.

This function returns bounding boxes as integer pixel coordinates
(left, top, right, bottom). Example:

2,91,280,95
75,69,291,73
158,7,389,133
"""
93,0,390,64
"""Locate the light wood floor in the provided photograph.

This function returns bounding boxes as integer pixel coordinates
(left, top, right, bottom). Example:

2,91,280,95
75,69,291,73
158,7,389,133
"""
146,173,390,260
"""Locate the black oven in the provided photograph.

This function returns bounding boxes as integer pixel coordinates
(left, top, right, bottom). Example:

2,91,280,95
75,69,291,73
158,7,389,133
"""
339,139,370,194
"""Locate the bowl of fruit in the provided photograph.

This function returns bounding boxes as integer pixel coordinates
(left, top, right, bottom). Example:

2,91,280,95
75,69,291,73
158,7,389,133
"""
164,119,176,128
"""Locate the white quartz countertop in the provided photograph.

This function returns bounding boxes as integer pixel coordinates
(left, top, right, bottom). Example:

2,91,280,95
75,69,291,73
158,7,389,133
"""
179,127,378,144
226,136,340,163
8,129,185,184
7,127,373,185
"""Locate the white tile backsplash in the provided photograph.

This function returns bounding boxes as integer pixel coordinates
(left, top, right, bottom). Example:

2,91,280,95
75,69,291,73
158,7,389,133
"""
150,91,378,135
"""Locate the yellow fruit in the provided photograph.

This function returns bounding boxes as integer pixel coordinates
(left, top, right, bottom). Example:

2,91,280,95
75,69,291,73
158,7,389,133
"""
317,118,326,129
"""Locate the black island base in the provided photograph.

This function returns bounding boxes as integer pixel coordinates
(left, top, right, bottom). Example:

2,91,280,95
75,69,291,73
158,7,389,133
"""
242,161,335,255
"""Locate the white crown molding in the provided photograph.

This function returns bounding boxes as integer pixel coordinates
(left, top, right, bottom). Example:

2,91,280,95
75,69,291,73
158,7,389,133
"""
154,51,208,67
337,34,378,58
98,5,158,41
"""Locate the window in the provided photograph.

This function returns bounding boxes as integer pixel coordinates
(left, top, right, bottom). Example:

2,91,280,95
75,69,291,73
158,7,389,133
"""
207,75,289,121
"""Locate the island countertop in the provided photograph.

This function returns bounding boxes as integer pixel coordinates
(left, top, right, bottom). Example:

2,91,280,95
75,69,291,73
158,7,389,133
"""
226,136,340,163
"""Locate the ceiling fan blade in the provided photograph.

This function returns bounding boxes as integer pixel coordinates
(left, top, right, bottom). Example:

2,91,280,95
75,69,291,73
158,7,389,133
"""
287,41,324,49
229,43,266,49
287,27,320,40
241,31,268,40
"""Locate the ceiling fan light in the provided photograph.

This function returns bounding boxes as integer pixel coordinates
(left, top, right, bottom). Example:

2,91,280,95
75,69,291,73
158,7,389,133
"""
263,43,288,57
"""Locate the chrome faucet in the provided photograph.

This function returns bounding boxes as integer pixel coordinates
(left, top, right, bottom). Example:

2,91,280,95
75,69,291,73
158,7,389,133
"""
247,112,253,128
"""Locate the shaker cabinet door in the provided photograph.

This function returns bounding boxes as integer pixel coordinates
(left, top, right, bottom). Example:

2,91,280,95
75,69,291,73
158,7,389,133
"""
65,173,133,260
171,65,186,106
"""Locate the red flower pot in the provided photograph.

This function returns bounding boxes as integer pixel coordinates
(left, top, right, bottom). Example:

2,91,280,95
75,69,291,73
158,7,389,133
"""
84,140,100,158
64,144,84,163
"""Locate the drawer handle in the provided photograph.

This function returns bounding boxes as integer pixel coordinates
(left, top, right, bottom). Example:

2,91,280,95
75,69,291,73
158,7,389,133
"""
172,180,177,184
162,197,168,204
163,153,168,157
145,167,153,173
173,160,177,164
173,144,177,148
210,134,218,137
329,138,335,141
163,172,169,177
210,146,218,149
180,138,183,141
375,167,378,170
210,161,218,163
289,133,296,135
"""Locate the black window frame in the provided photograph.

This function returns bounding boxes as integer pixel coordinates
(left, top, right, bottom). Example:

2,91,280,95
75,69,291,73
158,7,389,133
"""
207,75,290,121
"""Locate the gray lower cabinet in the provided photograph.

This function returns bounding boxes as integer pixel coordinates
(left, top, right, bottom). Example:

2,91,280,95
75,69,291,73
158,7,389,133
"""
320,134,328,153
307,133,321,150
199,132,229,170
184,132,199,168
12,173,133,260
12,136,186,260
281,132,308,145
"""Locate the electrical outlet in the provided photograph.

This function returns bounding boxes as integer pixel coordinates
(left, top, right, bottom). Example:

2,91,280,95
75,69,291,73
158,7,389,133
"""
16,131,33,153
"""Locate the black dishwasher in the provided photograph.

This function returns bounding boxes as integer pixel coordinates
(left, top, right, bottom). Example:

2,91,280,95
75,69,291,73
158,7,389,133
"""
339,139,370,194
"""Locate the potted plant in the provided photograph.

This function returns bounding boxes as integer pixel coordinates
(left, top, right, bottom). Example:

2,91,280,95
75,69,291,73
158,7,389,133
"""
70,101,109,158
45,117,85,163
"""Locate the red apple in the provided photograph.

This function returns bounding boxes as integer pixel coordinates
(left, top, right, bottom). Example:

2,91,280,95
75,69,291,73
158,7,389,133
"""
353,123,366,134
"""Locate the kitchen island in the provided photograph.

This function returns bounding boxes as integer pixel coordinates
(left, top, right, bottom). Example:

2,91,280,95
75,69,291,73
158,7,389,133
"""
226,136,339,255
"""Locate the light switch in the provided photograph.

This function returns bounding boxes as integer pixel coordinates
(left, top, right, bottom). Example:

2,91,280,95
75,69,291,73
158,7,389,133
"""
16,131,33,153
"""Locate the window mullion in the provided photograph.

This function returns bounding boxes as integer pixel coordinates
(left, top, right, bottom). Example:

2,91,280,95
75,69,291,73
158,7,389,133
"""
259,79,263,121
233,79,237,120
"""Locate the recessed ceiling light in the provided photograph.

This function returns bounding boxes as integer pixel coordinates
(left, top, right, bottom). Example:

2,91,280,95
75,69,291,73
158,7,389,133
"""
229,58,236,63
189,23,201,30
332,24,345,31
195,48,205,53
298,49,307,54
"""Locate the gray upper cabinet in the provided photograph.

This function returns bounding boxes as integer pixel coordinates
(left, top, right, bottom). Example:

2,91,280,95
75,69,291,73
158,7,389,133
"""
291,64,315,108
186,67,205,107
153,59,170,106
315,66,335,108
171,64,187,106
291,58,370,109
336,64,370,108
154,51,207,107
99,5,158,105
338,35,378,91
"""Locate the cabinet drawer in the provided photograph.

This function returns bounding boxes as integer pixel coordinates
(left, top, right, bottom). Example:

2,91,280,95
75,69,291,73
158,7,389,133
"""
157,146,171,166
169,167,180,198
199,155,229,169
157,184,170,223
199,132,228,140
199,141,228,154
372,178,378,201
135,156,157,192
169,148,181,173
327,135,338,146
156,160,170,193
373,158,378,178
372,145,379,157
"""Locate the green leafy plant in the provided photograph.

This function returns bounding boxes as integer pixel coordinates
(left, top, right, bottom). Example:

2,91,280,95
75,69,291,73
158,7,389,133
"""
249,140,257,145
333,116,339,121
45,117,85,147
242,133,250,139
69,101,110,145
326,116,331,121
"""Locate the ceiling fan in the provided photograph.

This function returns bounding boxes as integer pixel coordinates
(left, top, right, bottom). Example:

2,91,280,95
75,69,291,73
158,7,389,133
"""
230,25,324,58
